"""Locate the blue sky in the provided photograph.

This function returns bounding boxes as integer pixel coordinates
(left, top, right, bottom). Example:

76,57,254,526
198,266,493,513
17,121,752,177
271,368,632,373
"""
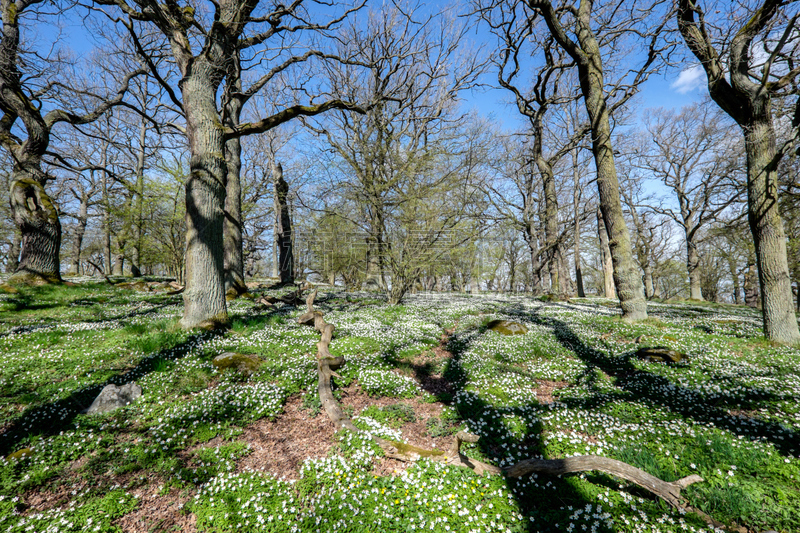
33,0,708,125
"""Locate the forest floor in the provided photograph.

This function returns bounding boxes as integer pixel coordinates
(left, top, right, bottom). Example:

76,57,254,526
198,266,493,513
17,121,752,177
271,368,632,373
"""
0,278,798,533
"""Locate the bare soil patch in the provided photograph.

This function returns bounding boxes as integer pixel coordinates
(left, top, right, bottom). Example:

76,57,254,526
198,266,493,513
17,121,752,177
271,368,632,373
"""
534,379,569,404
117,485,197,533
235,394,336,480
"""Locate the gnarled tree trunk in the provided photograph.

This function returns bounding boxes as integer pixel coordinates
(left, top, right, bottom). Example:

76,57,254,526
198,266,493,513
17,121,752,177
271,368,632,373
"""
9,178,62,283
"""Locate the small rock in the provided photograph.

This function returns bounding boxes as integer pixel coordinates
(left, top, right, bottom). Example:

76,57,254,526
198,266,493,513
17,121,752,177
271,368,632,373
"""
487,320,528,335
635,346,684,363
5,448,33,462
86,383,142,414
212,352,262,375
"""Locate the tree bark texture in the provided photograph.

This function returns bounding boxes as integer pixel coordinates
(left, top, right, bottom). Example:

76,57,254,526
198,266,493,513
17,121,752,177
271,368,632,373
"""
579,56,645,318
687,241,703,300
533,117,560,296
180,62,229,329
223,61,246,295
745,119,799,340
597,208,616,299
9,179,62,283
223,131,245,293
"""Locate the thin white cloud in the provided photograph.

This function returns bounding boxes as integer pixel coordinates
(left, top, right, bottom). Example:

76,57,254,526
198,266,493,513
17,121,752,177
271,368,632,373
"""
671,65,706,94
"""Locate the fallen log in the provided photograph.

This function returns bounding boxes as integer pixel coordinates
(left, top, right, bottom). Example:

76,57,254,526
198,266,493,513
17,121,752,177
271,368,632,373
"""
298,289,703,511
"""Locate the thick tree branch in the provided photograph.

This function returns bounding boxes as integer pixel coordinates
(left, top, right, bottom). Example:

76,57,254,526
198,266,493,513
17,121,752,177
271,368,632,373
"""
224,99,368,139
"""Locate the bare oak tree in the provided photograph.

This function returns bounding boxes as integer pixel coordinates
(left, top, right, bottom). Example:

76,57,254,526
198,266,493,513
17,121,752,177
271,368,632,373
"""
0,0,143,283
96,0,366,328
677,0,800,342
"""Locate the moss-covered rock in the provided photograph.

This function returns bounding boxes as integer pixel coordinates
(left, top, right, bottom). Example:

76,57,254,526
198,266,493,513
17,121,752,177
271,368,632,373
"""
5,447,33,461
635,346,685,363
212,352,262,375
487,319,528,335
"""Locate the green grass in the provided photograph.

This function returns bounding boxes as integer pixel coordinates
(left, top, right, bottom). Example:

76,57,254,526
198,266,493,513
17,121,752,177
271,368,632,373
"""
0,283,798,532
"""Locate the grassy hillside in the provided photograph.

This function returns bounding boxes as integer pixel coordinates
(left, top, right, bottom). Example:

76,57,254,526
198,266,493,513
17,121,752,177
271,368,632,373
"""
0,280,798,532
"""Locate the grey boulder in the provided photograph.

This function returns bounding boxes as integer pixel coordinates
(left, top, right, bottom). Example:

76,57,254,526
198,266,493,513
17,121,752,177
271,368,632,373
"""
86,383,142,414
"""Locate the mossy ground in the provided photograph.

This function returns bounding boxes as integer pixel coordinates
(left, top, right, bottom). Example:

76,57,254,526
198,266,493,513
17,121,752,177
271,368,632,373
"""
0,279,798,532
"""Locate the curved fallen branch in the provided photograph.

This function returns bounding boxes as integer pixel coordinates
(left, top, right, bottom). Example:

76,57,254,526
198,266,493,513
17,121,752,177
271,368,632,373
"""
506,456,702,508
298,290,703,510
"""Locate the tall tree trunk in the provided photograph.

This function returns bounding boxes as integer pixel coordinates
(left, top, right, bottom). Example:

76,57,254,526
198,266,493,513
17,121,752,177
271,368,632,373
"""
542,4,646,319
223,131,245,293
179,64,228,329
573,147,585,297
533,117,559,296
677,0,799,342
744,118,799,341
131,117,147,278
643,263,655,300
70,190,90,275
101,145,112,275
223,62,246,295
687,241,703,300
597,208,616,299
272,160,294,285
